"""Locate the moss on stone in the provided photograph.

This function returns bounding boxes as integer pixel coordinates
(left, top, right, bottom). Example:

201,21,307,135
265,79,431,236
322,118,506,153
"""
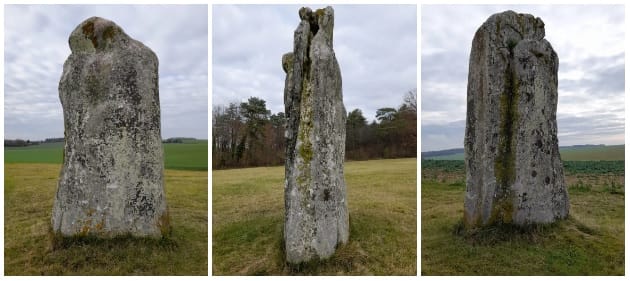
157,209,171,236
495,72,519,189
507,38,518,51
315,8,326,18
82,21,97,48
493,45,520,225
80,218,93,236
296,29,314,192
95,219,105,231
282,53,294,74
298,138,313,163
103,25,116,40
490,195,514,224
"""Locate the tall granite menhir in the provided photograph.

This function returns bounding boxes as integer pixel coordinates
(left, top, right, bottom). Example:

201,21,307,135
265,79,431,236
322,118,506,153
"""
282,6,349,263
52,17,169,238
464,11,569,228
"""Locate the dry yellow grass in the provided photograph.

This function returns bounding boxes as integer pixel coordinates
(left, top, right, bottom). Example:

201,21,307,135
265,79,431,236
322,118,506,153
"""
4,163,208,275
212,158,417,275
421,165,624,275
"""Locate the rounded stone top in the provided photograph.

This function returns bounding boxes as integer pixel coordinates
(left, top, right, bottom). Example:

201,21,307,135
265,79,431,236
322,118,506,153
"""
315,6,334,37
299,7,312,20
68,16,130,53
479,10,546,49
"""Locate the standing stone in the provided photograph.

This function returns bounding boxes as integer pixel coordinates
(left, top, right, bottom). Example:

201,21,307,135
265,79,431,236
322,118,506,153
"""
52,17,169,238
464,11,569,228
282,6,349,263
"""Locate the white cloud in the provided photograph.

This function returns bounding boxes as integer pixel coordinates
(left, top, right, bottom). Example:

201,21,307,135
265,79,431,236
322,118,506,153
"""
4,4,208,140
421,5,625,151
212,5,417,122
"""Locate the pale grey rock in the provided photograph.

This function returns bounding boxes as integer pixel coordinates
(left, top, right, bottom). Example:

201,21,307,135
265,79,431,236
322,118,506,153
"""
464,11,569,228
52,17,169,238
282,6,349,263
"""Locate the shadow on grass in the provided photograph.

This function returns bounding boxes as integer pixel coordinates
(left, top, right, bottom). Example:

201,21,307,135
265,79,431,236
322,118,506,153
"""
280,227,369,275
451,216,598,246
214,213,401,275
267,215,369,275
49,230,179,252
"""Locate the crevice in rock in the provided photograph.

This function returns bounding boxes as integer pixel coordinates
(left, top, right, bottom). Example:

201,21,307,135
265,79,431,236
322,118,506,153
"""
493,38,520,223
495,41,519,190
309,16,319,35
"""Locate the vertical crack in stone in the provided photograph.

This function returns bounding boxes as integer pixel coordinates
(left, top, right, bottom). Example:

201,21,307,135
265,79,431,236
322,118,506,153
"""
493,41,519,223
465,10,568,228
496,44,518,189
283,6,348,264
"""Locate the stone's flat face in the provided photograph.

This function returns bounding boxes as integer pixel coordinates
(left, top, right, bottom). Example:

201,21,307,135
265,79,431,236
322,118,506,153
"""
283,6,349,264
52,17,168,238
464,10,569,228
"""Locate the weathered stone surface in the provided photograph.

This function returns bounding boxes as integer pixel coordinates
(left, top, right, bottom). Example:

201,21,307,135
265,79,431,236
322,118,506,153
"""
282,6,349,263
464,11,569,228
52,17,168,238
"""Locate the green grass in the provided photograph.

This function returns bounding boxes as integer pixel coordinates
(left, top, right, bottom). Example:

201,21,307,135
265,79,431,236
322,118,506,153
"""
4,163,208,275
425,145,625,161
422,159,624,175
563,161,624,175
421,164,624,275
212,158,417,275
4,142,64,164
425,153,465,160
561,145,624,161
5,140,208,171
163,140,208,170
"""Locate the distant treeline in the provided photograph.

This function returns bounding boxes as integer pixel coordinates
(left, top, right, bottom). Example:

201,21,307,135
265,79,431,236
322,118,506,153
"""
421,144,615,160
162,137,199,143
420,148,464,159
4,138,63,147
212,89,417,169
5,137,200,147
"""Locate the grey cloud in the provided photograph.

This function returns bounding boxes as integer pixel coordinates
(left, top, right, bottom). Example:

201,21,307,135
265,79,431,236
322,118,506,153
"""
560,53,624,96
212,5,417,122
4,5,208,140
421,120,465,152
421,5,625,151
421,52,469,84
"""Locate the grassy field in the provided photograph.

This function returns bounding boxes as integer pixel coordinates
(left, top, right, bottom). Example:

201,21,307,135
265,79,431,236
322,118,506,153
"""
425,145,624,161
561,145,625,161
3,142,64,164
5,140,208,171
421,161,624,275
163,140,208,170
422,159,625,175
212,158,417,275
4,163,208,275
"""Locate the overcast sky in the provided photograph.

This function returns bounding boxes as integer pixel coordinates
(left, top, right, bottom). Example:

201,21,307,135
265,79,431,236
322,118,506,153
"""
421,5,625,152
4,5,208,140
213,5,417,121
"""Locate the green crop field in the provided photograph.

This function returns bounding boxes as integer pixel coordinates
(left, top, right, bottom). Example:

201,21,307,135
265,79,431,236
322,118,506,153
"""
5,140,208,171
425,145,625,161
163,140,208,170
3,142,64,164
4,139,208,275
561,145,625,161
421,160,624,275
212,158,417,275
4,163,208,275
